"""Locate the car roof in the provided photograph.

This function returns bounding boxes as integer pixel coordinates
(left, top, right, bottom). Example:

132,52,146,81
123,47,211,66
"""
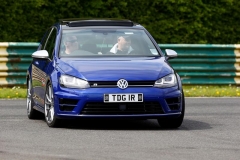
58,18,143,29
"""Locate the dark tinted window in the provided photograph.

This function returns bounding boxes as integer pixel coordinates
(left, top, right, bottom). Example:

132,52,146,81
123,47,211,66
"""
39,28,52,50
44,28,57,59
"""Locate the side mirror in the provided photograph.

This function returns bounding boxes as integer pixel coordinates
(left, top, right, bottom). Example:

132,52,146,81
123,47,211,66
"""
165,49,177,59
32,50,49,59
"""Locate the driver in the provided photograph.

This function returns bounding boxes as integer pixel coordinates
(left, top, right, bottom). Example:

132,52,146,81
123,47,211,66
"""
63,35,79,54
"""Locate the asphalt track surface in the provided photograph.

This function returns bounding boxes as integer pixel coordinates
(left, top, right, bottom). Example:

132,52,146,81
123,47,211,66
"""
0,98,240,160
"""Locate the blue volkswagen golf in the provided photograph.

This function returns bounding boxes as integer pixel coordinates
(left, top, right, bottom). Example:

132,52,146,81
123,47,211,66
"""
26,19,185,128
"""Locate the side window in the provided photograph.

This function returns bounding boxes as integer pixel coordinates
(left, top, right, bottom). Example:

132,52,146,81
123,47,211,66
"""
44,28,57,60
39,28,52,50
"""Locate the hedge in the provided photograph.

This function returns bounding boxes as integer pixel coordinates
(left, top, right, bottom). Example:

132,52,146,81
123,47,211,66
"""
0,0,239,44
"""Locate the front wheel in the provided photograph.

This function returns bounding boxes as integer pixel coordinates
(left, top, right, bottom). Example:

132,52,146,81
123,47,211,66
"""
158,91,185,128
44,83,60,127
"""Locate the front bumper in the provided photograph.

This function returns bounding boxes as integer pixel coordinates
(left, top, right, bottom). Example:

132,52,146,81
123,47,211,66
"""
52,83,183,119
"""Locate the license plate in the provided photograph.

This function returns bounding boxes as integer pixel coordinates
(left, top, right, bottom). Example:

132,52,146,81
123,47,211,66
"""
104,93,143,103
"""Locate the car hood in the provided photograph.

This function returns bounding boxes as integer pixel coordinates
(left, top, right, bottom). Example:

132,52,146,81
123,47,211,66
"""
56,57,173,81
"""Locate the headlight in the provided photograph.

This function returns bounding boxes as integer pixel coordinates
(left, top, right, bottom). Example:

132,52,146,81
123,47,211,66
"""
154,74,177,88
59,75,90,89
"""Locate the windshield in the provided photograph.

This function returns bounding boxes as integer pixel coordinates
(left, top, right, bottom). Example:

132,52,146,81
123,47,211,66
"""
59,29,160,57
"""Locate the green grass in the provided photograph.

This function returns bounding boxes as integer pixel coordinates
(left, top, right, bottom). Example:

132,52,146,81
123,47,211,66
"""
0,85,240,99
183,85,240,97
0,86,27,99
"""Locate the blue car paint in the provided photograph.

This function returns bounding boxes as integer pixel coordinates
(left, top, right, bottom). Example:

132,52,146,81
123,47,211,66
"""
27,21,183,121
46,56,182,118
56,57,173,81
29,54,182,118
52,85,182,118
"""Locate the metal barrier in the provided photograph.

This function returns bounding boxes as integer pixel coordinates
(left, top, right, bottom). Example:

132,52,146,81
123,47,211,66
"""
159,44,240,85
0,43,239,86
0,42,38,86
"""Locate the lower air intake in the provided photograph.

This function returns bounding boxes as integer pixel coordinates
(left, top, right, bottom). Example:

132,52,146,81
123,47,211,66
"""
80,102,163,115
165,97,181,110
59,98,78,111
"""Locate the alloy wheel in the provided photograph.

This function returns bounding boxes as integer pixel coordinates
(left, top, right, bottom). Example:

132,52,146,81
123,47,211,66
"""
45,84,55,124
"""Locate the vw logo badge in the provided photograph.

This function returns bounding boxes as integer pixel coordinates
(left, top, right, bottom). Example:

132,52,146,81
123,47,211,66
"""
117,79,128,89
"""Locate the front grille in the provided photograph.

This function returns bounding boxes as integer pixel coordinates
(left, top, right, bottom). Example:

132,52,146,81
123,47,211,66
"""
59,98,79,111
165,97,181,110
80,102,163,115
89,81,154,88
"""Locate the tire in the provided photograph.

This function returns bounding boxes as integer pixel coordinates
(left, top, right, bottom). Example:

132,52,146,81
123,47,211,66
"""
44,83,60,127
158,90,185,128
27,77,42,119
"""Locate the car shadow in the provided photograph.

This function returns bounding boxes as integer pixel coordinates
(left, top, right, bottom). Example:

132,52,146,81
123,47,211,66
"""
58,118,212,131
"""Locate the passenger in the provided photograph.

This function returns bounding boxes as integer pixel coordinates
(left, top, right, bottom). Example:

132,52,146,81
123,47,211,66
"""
109,36,133,54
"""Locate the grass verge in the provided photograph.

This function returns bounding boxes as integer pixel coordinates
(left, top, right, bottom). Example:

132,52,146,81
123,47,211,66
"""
0,86,27,99
0,85,240,99
183,85,240,97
